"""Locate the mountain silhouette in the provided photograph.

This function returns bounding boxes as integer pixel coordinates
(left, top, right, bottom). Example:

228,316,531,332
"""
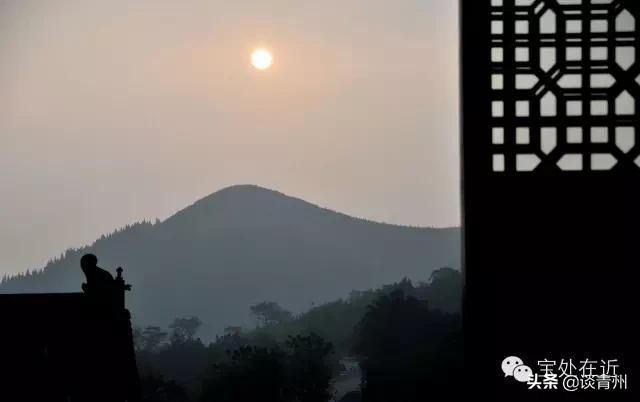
0,185,460,339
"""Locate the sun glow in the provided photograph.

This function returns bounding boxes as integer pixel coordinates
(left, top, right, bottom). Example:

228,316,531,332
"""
251,48,273,70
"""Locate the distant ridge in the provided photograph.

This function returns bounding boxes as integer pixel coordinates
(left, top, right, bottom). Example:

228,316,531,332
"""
169,185,450,229
0,185,460,339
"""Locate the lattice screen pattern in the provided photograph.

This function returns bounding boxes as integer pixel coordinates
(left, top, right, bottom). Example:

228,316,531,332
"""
490,0,639,172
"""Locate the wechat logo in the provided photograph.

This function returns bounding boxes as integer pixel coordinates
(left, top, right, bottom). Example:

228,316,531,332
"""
502,356,533,383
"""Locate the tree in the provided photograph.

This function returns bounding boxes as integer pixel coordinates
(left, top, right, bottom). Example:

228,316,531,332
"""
224,326,242,336
285,333,336,402
212,331,250,356
250,302,294,326
140,374,190,402
200,334,337,402
424,267,462,313
200,346,286,402
141,326,168,353
353,290,462,402
248,329,279,349
169,316,202,344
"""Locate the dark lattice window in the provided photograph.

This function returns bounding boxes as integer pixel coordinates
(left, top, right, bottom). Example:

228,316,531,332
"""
490,0,639,172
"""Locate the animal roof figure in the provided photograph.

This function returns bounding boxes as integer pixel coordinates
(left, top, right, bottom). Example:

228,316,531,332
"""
81,253,115,294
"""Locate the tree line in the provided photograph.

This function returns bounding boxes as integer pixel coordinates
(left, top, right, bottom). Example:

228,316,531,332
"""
134,267,462,402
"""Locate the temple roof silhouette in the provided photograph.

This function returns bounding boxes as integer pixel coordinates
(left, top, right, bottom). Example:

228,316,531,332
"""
0,256,140,402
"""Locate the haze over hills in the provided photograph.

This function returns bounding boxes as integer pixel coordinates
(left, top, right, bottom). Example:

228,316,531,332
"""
0,185,460,340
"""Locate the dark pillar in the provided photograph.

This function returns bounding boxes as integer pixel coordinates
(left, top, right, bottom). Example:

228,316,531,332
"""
462,0,638,400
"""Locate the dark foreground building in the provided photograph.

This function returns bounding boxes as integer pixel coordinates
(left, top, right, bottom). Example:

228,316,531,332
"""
0,260,140,402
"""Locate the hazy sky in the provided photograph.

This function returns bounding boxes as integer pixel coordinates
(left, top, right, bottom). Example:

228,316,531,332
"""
0,0,460,275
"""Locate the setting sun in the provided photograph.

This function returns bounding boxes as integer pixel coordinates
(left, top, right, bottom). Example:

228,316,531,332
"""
251,48,273,70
